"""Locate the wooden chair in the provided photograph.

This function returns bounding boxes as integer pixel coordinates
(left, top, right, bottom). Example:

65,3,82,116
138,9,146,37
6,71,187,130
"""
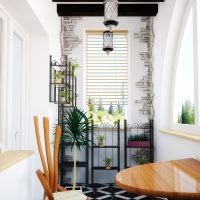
36,169,87,200
34,116,88,200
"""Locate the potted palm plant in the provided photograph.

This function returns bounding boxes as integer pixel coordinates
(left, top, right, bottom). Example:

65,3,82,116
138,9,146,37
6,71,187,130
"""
97,135,106,147
62,107,91,190
103,157,112,169
128,133,150,148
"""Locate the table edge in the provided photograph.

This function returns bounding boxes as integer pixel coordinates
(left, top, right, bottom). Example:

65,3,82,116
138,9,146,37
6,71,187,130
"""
0,150,34,172
115,159,200,199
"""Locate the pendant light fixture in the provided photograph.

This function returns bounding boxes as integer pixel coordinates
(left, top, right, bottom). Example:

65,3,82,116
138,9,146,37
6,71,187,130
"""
103,0,119,30
103,30,113,55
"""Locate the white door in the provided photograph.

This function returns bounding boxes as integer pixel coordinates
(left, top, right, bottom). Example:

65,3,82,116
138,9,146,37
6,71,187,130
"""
12,33,23,150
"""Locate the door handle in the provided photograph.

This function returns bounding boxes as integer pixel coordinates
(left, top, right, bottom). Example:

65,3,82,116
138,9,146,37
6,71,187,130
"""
15,132,19,139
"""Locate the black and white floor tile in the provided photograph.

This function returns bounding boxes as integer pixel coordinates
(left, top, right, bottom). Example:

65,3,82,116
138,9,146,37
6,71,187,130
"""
81,184,168,200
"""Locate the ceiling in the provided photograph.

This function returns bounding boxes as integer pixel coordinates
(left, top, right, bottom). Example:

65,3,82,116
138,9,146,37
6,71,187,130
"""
52,0,165,17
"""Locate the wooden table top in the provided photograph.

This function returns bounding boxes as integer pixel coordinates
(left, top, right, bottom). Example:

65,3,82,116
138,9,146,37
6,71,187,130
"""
115,158,200,199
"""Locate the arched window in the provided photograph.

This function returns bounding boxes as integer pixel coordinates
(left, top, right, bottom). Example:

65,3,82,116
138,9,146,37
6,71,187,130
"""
173,3,197,125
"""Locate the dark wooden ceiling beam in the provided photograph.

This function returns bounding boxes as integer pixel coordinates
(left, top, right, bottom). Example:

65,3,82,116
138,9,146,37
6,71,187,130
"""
53,0,164,2
57,4,158,16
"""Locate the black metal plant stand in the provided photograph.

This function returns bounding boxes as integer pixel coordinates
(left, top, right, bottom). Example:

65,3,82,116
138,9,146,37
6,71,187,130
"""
91,120,120,185
49,55,89,187
49,55,76,105
124,119,154,169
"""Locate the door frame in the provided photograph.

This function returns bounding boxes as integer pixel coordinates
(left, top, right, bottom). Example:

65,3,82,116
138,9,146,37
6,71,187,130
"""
0,4,29,150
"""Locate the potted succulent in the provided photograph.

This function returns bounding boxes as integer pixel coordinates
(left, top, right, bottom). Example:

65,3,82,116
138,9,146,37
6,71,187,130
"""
62,107,92,190
103,157,112,169
55,71,64,83
97,135,106,147
135,156,148,165
60,90,67,102
128,133,150,148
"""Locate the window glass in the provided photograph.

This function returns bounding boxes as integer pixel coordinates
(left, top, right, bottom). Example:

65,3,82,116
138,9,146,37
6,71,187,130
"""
173,8,195,124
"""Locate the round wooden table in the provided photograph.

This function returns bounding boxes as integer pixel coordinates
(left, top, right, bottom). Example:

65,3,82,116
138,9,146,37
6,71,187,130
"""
115,158,200,200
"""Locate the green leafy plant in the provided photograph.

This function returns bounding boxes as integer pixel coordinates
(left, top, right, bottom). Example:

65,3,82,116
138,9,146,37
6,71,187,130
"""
178,100,195,124
87,97,125,126
98,135,106,142
55,71,64,83
135,156,148,165
59,90,67,102
97,135,106,147
60,90,67,98
97,98,104,111
128,134,149,141
71,63,79,75
103,157,112,169
88,97,95,112
62,107,92,190
108,103,114,115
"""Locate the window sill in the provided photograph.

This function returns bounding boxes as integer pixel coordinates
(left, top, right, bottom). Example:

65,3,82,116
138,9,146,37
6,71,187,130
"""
0,150,34,172
159,130,200,143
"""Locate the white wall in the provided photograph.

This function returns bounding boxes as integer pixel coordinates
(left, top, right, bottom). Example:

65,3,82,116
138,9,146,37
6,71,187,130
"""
26,0,61,59
0,0,60,199
71,17,149,124
66,17,151,183
0,155,35,200
153,0,200,162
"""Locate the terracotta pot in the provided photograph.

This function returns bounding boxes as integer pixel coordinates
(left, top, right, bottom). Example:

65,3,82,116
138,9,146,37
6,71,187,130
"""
128,141,150,148
105,164,112,169
98,141,104,147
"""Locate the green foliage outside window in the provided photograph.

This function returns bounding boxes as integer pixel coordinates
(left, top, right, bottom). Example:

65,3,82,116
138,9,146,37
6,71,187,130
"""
178,100,195,124
88,97,125,126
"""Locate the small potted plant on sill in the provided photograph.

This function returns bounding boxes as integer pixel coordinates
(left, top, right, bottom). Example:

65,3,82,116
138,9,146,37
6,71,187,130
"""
128,133,150,148
97,135,106,147
135,156,148,165
54,71,64,84
103,157,112,169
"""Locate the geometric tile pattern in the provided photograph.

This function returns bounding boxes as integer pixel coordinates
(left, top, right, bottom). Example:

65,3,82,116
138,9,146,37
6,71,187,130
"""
82,184,168,200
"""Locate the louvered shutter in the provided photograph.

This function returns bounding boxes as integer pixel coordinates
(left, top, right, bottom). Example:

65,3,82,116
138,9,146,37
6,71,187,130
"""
86,30,128,106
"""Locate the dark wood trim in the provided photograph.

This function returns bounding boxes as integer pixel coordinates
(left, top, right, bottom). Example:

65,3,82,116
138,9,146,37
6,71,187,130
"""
57,4,158,16
53,0,164,2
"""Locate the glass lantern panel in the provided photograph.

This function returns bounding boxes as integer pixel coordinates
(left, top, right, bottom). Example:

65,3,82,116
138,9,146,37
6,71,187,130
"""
104,0,118,21
103,31,113,48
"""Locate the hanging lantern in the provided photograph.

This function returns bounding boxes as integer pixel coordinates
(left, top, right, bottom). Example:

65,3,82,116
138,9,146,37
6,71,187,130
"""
103,0,119,30
103,30,113,55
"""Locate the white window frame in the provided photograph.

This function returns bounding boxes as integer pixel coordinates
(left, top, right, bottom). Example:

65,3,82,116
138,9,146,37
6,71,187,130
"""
171,0,200,133
0,4,29,151
8,22,29,150
0,8,8,152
